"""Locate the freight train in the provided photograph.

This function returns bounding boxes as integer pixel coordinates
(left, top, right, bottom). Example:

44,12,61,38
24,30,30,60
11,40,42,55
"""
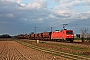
28,29,74,42
16,29,74,42
16,34,29,39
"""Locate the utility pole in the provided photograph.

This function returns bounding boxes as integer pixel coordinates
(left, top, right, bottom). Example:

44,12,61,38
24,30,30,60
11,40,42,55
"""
34,27,36,34
51,27,54,32
51,27,52,32
34,27,37,39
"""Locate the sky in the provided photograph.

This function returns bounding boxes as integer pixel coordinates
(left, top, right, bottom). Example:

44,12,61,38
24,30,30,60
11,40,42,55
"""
0,0,90,35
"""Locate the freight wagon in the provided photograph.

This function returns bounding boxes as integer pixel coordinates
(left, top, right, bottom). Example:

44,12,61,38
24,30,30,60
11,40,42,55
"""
43,32,52,40
38,33,43,40
16,34,28,39
30,33,35,40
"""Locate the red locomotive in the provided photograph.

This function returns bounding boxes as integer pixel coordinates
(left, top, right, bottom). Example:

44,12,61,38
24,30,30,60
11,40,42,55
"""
51,29,74,42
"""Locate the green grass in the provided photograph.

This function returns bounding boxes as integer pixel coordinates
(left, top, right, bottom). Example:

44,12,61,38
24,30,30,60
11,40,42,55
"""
74,38,90,40
15,40,90,58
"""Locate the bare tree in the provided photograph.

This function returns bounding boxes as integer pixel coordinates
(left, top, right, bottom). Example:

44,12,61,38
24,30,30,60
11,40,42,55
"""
81,28,88,42
87,33,90,42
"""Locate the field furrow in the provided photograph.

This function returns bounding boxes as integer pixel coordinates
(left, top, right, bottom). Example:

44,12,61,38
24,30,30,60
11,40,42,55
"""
0,41,28,60
0,40,67,60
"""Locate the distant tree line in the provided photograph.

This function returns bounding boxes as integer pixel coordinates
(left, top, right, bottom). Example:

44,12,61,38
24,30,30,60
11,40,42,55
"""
0,34,11,38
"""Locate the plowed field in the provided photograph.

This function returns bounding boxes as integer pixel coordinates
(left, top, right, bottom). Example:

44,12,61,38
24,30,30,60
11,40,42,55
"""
0,41,67,60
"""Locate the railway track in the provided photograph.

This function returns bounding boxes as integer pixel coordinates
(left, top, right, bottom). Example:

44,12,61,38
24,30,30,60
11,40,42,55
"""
0,41,29,60
17,40,90,60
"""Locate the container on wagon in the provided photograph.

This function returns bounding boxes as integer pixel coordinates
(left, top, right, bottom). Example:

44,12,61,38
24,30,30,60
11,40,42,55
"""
43,32,51,38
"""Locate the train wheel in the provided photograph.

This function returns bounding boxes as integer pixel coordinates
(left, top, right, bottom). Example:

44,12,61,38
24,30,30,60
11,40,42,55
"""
70,40,73,42
62,39,65,42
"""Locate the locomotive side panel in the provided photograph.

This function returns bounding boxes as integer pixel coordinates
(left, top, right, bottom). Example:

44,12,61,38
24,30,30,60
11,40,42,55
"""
51,31,63,39
62,30,66,40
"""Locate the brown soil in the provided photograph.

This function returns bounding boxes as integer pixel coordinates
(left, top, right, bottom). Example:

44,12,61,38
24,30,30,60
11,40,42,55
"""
0,41,67,60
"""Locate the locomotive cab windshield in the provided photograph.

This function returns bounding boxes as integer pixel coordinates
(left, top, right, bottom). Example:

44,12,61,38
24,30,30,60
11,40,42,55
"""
66,30,73,34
